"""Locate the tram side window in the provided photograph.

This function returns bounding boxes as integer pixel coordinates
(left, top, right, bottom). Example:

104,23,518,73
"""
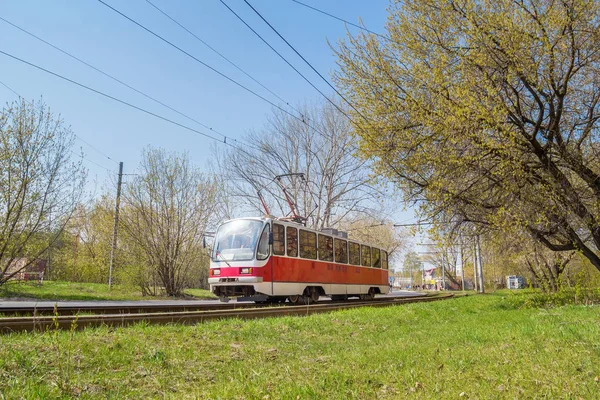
349,242,360,265
299,230,317,259
334,238,348,264
318,234,333,262
382,251,388,270
273,224,285,255
287,227,298,257
257,225,270,260
372,248,381,268
361,245,371,267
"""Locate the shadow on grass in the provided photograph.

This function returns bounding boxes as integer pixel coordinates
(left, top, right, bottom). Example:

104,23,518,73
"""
0,281,216,302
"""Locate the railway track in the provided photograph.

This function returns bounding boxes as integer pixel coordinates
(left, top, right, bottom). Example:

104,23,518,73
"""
0,301,257,316
0,293,432,316
0,293,456,334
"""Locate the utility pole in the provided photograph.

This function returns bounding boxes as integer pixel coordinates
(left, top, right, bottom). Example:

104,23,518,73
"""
460,236,465,291
108,162,123,290
473,241,478,292
476,235,485,293
441,250,446,290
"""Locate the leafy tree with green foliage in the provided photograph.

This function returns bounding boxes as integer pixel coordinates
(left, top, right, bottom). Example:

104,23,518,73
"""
0,99,85,286
336,0,600,271
403,250,422,286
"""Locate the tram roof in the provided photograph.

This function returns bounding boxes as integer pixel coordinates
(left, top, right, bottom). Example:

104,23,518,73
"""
219,217,389,252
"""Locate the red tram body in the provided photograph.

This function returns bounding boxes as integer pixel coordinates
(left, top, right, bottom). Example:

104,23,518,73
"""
209,217,390,303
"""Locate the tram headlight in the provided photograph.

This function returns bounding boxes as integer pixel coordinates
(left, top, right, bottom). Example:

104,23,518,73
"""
211,269,221,276
240,267,253,274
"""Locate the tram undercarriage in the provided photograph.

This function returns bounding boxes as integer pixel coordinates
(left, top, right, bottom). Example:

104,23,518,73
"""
212,283,383,304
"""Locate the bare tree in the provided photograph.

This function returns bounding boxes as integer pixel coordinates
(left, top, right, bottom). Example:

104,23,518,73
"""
121,147,219,296
423,242,462,288
218,101,385,230
339,217,407,262
0,100,85,286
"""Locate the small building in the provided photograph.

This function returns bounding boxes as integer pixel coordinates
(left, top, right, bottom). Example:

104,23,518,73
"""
506,275,525,289
5,258,47,282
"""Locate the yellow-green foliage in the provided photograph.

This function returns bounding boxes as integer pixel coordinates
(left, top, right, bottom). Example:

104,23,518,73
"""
335,0,600,271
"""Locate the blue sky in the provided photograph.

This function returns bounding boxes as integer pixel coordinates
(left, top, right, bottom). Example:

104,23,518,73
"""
1,0,389,181
0,0,424,261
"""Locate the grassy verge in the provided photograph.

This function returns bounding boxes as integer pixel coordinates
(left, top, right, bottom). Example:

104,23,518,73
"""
1,291,599,398
0,281,216,301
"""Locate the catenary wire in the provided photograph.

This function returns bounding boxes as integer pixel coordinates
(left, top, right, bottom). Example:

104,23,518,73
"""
144,0,304,118
0,15,234,143
0,77,119,165
219,0,354,124
95,0,315,133
0,49,256,159
96,0,342,148
242,0,371,124
238,1,428,163
290,0,390,40
1,78,117,172
70,150,114,173
220,0,384,156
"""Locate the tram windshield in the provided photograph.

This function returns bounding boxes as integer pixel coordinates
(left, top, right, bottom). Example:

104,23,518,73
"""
212,219,265,262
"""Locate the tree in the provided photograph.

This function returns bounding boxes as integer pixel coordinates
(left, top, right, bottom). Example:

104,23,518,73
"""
338,217,407,262
335,0,600,271
485,229,575,292
402,250,422,286
339,216,407,287
422,242,462,289
0,100,85,286
51,197,118,283
121,147,219,296
218,101,386,230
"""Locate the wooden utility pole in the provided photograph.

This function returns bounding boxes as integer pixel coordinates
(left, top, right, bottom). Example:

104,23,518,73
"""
108,162,123,290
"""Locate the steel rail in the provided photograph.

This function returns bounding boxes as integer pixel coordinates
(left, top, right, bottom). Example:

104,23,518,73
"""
0,302,257,316
0,294,433,316
0,294,454,334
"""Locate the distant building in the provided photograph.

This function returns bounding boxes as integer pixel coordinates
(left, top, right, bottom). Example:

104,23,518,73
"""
506,275,525,289
5,258,47,282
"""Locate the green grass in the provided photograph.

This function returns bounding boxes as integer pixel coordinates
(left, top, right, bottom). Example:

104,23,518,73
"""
0,281,216,301
0,291,599,398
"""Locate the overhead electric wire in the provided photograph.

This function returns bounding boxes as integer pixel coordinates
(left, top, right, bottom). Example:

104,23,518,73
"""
95,0,311,132
290,0,390,40
241,0,371,124
144,0,303,117
393,222,435,227
0,77,119,166
220,0,358,126
0,49,255,159
1,78,116,172
0,15,233,143
70,150,114,173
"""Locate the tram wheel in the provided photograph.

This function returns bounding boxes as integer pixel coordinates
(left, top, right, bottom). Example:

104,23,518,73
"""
367,289,376,300
288,295,301,305
309,288,320,303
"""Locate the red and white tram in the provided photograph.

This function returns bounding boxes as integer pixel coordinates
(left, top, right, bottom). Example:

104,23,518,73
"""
208,217,390,303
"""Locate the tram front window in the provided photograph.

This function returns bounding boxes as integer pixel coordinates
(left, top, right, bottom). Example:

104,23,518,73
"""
213,220,264,261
